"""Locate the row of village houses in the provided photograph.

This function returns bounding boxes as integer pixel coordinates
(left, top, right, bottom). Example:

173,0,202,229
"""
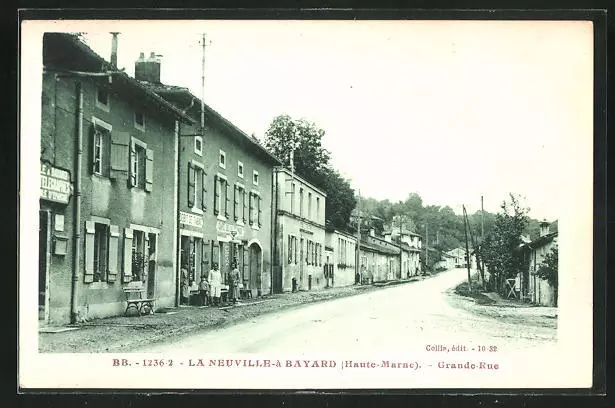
38,33,424,325
432,221,558,307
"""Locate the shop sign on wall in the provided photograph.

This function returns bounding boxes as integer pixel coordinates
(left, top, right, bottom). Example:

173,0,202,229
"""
180,211,203,228
40,162,72,204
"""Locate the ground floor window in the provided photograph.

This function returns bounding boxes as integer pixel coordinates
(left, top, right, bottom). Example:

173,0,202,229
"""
93,223,109,282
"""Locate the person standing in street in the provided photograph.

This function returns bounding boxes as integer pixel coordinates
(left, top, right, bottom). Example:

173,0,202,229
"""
180,263,190,305
229,262,241,304
198,274,210,306
208,262,222,307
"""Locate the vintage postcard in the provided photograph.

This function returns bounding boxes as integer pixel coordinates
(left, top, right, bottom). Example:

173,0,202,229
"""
19,17,596,390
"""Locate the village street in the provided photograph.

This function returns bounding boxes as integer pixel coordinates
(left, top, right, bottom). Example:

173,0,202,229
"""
140,268,557,354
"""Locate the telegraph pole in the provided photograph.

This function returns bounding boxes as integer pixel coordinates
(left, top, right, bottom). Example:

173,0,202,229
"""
356,190,362,284
481,195,485,240
425,223,429,272
200,33,206,135
462,205,472,291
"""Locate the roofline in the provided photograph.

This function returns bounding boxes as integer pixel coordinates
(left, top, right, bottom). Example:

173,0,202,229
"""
274,166,327,196
151,87,283,166
51,33,196,125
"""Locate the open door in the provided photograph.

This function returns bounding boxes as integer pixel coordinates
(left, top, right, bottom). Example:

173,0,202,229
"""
39,210,50,322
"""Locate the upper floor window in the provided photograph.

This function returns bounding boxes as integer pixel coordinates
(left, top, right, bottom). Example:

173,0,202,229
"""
219,150,226,169
91,118,112,177
316,197,320,220
194,136,203,156
237,161,244,178
299,188,304,217
308,192,312,220
134,111,145,131
213,174,229,218
129,137,153,192
187,162,206,212
96,88,110,111
252,170,259,186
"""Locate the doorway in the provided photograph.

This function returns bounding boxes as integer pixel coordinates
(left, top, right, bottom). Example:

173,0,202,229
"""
248,243,262,296
147,233,157,299
39,210,50,322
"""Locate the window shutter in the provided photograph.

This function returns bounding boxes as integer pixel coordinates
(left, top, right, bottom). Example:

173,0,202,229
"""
233,185,238,221
249,193,254,225
258,196,262,228
202,241,210,273
145,148,154,192
91,127,99,174
212,240,220,266
242,189,247,223
213,175,219,215
294,237,298,264
129,140,137,187
187,163,195,208
288,236,292,264
107,225,120,282
123,227,133,283
84,221,95,283
110,131,130,179
201,172,207,211
224,180,230,218
242,246,249,286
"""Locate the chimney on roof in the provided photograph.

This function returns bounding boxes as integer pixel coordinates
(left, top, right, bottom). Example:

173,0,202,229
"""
135,51,161,83
110,32,119,67
539,220,550,237
369,228,375,237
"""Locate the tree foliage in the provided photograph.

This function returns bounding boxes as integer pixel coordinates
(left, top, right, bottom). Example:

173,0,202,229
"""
480,194,530,293
264,114,356,230
535,246,558,306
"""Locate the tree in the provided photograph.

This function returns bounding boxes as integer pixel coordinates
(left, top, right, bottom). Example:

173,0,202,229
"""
264,115,331,183
264,114,356,230
481,194,530,294
535,246,558,306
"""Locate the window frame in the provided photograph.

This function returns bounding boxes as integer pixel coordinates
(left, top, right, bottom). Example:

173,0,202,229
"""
194,136,203,156
93,222,110,282
219,150,226,169
237,161,244,178
91,117,112,177
252,170,259,186
134,111,145,131
96,87,110,112
132,138,148,190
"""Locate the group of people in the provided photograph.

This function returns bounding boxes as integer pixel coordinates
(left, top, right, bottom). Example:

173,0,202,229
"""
181,261,242,307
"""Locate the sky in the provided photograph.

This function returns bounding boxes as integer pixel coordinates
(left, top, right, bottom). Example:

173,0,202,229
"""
44,20,593,220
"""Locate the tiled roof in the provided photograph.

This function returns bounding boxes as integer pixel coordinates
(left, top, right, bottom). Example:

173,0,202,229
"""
45,33,195,125
141,82,282,165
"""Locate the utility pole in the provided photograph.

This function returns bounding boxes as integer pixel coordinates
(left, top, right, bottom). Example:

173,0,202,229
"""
356,190,362,284
464,206,484,290
481,195,485,241
425,223,429,273
399,216,403,279
200,33,206,135
462,205,472,291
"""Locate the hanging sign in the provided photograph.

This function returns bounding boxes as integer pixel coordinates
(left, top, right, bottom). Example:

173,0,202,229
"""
40,162,72,204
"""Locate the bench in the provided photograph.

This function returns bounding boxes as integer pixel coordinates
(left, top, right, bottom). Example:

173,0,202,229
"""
123,285,155,316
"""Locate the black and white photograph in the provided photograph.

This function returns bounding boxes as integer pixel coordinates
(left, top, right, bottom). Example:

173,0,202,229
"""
20,17,596,390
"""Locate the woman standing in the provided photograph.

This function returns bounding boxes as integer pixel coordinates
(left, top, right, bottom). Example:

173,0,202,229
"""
208,262,222,306
229,263,241,304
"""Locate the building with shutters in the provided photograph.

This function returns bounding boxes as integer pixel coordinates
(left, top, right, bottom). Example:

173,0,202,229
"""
139,72,282,301
272,167,327,292
324,228,357,287
39,33,195,324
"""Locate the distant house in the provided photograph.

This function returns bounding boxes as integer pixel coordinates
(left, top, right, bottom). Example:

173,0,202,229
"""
445,247,475,269
519,220,558,306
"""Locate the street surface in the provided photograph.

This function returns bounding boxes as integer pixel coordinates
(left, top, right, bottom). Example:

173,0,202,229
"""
140,268,556,353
